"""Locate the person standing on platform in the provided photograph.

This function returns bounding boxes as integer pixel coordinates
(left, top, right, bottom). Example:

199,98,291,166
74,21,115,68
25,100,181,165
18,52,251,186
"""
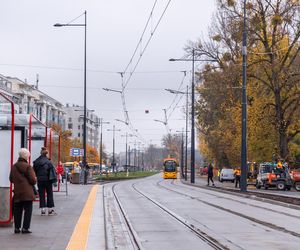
207,163,215,186
33,147,57,216
10,148,36,234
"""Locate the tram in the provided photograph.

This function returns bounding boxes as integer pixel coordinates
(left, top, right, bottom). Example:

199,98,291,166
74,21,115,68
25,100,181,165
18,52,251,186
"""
163,157,178,179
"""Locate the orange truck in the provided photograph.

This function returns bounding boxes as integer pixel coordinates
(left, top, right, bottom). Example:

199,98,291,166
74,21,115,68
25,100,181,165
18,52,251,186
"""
290,170,300,191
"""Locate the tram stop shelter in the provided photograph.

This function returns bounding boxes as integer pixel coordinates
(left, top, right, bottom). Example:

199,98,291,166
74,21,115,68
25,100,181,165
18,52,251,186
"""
0,107,60,225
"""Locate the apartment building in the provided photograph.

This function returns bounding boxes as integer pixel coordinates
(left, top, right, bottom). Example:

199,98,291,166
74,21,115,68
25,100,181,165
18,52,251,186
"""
63,104,100,149
0,74,65,127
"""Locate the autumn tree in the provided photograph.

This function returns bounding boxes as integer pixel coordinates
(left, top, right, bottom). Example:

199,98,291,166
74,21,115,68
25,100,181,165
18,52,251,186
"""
51,123,72,164
162,133,182,159
188,0,300,164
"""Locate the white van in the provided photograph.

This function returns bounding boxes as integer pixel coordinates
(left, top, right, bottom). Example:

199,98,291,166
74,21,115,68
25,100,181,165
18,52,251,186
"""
219,169,235,182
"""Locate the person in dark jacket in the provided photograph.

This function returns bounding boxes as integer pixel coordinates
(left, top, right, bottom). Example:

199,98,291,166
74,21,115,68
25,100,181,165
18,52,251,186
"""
10,148,36,234
33,147,56,216
207,163,215,186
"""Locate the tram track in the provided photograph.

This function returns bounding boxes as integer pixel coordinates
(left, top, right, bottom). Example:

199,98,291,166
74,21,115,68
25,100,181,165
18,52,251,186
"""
168,180,300,219
131,182,229,250
156,180,300,239
111,183,143,250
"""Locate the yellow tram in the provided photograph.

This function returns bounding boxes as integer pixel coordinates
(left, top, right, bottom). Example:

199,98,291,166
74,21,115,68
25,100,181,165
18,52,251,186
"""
163,157,178,179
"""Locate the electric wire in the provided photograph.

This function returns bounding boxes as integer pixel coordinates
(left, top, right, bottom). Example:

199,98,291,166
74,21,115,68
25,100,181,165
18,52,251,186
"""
66,12,86,25
123,0,172,89
123,0,159,74
119,0,173,144
0,63,185,75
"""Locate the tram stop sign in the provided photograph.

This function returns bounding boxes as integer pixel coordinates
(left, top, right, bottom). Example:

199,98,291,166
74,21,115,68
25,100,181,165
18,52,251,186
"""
70,148,83,157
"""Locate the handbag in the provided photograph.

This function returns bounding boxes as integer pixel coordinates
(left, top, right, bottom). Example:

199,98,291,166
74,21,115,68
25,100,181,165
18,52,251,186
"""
49,163,58,184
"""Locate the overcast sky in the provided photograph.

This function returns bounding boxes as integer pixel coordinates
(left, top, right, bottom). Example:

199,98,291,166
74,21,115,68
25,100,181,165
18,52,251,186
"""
0,0,216,154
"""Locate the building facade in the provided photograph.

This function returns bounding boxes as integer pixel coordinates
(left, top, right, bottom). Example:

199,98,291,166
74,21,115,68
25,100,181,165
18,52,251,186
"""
63,104,100,150
0,74,65,127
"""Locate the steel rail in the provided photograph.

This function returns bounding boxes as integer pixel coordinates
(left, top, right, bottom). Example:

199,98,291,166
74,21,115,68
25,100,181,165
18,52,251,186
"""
157,180,300,239
167,180,300,219
111,184,143,250
131,183,228,250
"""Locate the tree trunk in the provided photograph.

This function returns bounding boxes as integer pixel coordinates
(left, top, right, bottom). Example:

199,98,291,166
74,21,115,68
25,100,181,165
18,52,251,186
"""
279,131,288,159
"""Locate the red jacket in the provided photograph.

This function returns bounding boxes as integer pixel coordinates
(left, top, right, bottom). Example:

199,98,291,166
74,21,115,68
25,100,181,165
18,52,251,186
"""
56,164,64,175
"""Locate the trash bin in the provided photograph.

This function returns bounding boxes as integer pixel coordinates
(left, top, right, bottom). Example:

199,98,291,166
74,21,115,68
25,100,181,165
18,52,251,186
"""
71,173,80,184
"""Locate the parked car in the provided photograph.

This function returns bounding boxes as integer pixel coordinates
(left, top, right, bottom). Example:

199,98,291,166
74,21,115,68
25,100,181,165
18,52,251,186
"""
199,166,208,176
219,169,235,182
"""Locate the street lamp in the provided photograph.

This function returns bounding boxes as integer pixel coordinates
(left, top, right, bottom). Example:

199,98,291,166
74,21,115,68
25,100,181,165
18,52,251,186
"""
121,133,135,171
115,118,129,125
153,119,167,125
98,119,110,174
107,125,121,173
103,88,122,94
241,0,248,192
54,11,88,184
169,51,217,184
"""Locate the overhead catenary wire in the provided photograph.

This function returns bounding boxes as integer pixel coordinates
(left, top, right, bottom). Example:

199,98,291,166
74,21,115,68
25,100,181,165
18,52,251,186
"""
117,0,173,144
0,63,186,74
123,0,173,89
122,0,159,74
166,71,187,113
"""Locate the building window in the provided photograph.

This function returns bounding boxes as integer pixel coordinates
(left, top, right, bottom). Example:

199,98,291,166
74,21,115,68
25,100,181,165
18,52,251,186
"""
78,125,80,129
68,117,72,122
68,123,73,129
78,133,80,137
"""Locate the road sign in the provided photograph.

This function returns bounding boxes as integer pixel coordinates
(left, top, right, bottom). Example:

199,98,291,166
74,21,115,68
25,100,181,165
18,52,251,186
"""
70,148,84,157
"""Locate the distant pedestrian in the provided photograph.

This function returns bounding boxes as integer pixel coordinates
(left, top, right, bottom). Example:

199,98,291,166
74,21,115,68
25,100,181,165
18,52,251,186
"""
207,163,215,186
56,161,64,183
234,168,241,188
9,148,36,234
33,147,57,216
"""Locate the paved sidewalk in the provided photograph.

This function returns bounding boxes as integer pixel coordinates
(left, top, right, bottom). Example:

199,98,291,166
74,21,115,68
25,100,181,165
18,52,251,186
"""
0,183,92,250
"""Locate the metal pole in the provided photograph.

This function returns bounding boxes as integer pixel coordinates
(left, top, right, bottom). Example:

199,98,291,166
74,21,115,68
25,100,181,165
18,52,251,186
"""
83,10,87,184
185,85,188,181
112,125,115,173
128,145,131,168
181,129,184,178
99,119,103,174
191,49,195,183
125,133,128,171
241,0,248,192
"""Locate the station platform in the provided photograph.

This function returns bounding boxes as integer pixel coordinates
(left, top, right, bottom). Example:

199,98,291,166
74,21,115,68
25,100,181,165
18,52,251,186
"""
0,183,105,250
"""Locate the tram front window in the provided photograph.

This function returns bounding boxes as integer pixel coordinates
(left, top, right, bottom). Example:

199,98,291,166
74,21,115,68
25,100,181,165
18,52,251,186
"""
164,161,176,172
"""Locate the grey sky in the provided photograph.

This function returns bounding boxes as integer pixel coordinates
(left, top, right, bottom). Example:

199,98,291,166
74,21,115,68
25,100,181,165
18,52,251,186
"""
0,0,216,153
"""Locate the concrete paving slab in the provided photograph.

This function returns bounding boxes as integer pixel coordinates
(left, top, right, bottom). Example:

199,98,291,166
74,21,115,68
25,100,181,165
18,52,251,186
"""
0,183,92,250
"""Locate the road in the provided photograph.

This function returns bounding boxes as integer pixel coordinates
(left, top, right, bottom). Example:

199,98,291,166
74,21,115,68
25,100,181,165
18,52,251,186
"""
103,174,300,249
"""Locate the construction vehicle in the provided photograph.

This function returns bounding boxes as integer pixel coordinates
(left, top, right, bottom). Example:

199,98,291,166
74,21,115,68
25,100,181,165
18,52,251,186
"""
255,162,293,191
290,170,300,191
